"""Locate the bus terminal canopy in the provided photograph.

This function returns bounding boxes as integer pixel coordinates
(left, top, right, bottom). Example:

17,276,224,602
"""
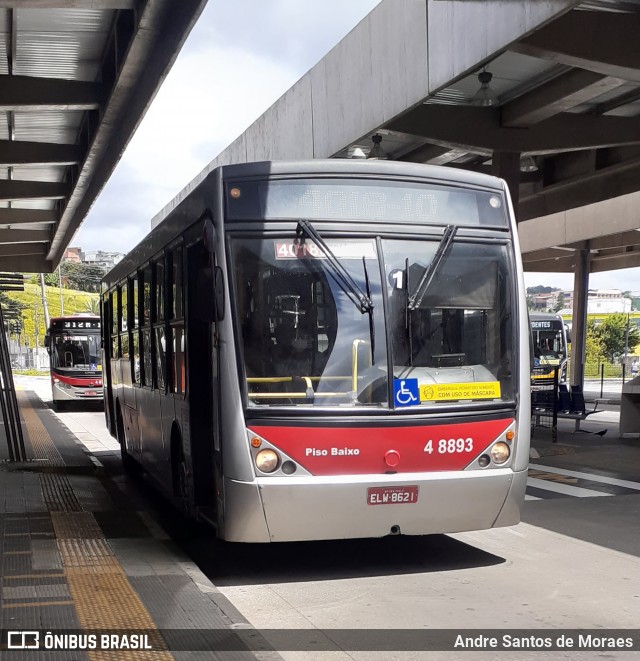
3,1,640,277
160,0,640,280
0,0,207,274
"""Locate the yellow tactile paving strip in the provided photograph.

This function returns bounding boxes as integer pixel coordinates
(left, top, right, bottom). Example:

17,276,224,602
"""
15,393,173,659
40,472,83,511
19,391,65,465
52,513,171,660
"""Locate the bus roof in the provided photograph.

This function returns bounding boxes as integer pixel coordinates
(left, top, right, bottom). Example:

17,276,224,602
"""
49,315,99,322
530,313,564,322
104,160,509,289
217,159,506,187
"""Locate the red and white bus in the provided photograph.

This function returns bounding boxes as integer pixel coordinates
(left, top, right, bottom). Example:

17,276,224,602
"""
102,160,530,542
45,315,103,410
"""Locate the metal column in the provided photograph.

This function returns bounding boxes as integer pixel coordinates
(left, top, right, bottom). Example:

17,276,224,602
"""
0,273,27,461
570,242,590,389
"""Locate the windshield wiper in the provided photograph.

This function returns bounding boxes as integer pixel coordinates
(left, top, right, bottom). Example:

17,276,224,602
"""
296,220,373,313
362,255,375,362
407,225,458,311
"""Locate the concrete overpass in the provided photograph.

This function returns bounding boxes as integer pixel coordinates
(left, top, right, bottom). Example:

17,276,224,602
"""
0,0,207,274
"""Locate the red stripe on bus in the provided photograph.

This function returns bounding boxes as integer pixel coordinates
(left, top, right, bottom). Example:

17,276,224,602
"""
249,418,514,475
52,373,103,387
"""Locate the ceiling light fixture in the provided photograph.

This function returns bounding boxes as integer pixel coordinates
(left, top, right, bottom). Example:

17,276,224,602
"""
520,155,538,173
367,133,387,160
471,69,498,107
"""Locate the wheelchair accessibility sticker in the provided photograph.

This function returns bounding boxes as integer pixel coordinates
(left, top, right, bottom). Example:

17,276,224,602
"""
393,378,419,407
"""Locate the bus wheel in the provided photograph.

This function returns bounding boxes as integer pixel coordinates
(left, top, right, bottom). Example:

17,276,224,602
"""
117,407,141,476
174,450,189,503
171,436,190,512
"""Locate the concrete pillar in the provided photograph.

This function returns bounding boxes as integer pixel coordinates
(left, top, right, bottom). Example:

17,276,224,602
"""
491,151,520,217
570,242,590,388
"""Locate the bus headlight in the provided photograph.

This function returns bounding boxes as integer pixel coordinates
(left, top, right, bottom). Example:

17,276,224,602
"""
490,442,510,464
255,449,279,473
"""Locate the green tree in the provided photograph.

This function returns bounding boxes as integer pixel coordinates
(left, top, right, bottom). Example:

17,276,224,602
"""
554,291,565,312
585,320,605,363
590,313,640,362
83,298,99,315
0,292,27,335
527,285,556,295
61,262,106,293
621,291,640,312
44,271,60,286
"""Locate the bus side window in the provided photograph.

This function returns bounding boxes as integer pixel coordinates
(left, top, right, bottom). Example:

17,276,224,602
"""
141,264,153,387
170,245,185,395
120,282,129,360
110,290,119,359
153,258,166,391
131,275,140,385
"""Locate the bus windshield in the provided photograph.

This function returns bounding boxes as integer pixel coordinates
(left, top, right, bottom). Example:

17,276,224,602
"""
531,320,567,364
232,236,514,409
534,330,566,362
51,333,102,371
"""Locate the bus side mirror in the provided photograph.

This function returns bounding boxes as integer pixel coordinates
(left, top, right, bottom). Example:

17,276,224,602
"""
44,334,51,353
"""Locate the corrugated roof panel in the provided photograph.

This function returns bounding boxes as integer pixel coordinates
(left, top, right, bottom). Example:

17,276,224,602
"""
11,200,56,210
0,223,52,231
0,114,9,141
16,32,105,81
569,83,640,114
11,166,65,182
579,0,640,12
18,8,111,33
14,111,84,144
0,33,9,75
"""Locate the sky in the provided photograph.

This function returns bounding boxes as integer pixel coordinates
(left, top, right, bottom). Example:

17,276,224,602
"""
73,0,640,295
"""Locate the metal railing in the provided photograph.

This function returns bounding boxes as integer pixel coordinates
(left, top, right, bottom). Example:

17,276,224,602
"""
581,362,637,401
0,304,26,461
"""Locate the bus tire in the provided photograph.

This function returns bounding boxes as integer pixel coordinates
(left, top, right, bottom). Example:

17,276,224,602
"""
171,431,190,512
117,405,142,476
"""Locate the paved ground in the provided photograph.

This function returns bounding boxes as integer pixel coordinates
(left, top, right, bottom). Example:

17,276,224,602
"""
5,375,640,660
2,378,281,660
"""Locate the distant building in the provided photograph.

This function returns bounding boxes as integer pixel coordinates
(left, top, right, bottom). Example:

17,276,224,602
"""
586,290,631,313
63,246,82,263
82,250,124,270
530,289,568,311
533,288,630,314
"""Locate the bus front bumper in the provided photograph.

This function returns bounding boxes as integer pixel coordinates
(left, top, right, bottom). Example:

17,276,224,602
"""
222,468,527,543
53,382,104,401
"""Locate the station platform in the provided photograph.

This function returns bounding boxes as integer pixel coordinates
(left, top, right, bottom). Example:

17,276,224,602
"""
0,389,281,659
2,386,638,657
529,399,640,488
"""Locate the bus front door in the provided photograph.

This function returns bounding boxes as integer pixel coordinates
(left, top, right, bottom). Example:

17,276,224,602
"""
186,239,220,520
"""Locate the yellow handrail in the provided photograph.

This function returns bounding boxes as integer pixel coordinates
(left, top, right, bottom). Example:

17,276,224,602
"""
248,391,352,399
247,377,293,383
351,339,369,393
